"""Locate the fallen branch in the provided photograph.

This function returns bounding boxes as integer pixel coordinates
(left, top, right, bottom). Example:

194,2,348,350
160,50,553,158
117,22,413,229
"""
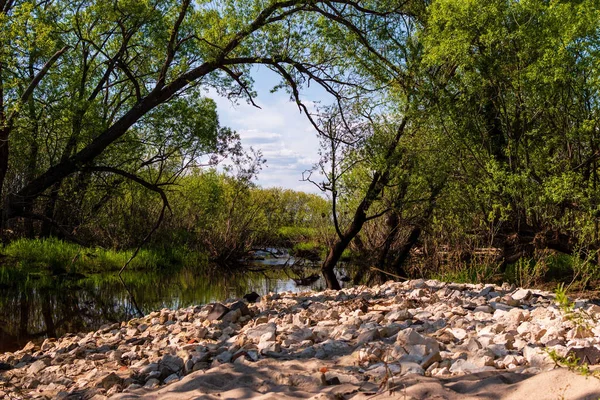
369,266,408,281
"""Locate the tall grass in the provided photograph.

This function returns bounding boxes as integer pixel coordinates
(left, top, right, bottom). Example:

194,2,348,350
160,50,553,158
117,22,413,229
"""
430,263,500,284
1,238,208,273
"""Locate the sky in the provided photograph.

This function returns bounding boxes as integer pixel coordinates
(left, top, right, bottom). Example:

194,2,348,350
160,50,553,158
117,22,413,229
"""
207,66,331,194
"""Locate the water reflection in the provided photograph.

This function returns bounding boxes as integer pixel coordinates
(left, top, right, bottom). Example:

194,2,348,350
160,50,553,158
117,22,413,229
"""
0,258,351,353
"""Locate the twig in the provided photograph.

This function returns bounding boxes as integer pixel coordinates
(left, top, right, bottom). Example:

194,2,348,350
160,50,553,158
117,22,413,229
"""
369,266,408,281
250,248,282,258
118,274,144,318
119,199,167,276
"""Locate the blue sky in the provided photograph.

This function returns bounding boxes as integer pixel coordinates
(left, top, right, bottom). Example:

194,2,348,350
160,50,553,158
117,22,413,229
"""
208,66,332,194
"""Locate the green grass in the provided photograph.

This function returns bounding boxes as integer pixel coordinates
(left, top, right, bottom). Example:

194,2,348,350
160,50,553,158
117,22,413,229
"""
428,252,594,288
430,263,499,284
1,238,208,274
292,241,320,252
277,226,318,240
290,241,325,260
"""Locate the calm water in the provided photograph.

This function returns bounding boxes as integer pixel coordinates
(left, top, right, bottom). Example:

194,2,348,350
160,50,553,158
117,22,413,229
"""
0,256,351,353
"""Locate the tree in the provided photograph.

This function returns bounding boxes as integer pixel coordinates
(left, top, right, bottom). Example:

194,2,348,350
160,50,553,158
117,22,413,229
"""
1,0,415,238
423,0,600,266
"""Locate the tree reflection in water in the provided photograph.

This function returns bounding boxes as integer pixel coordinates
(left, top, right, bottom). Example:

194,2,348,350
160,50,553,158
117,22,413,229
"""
0,262,331,352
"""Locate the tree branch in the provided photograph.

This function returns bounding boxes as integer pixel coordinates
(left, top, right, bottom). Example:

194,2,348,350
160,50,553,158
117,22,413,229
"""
155,0,191,91
6,45,69,124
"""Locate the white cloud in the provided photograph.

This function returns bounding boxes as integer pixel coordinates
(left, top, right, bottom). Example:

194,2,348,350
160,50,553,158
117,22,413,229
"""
207,88,326,193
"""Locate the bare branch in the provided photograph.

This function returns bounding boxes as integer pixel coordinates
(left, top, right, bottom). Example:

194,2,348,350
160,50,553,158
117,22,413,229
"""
221,66,261,109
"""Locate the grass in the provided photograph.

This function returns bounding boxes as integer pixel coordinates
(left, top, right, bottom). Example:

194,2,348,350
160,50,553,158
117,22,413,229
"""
425,250,597,290
430,263,499,284
276,226,318,242
0,238,208,274
290,241,324,260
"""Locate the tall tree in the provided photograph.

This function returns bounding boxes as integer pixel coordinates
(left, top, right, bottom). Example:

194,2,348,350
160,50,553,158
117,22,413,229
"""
1,0,415,235
423,0,600,265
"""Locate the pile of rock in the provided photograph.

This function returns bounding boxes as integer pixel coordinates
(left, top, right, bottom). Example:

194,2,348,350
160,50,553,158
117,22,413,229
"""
1,279,599,399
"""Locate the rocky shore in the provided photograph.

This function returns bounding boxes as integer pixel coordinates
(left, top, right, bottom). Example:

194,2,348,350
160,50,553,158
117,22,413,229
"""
1,279,600,400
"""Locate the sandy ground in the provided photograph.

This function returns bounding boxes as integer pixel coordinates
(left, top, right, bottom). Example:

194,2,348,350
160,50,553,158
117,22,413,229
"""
111,357,600,400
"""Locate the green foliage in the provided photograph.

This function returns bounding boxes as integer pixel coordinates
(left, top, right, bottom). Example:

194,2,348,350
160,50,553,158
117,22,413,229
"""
546,348,593,377
276,226,318,243
555,283,575,315
504,258,547,288
1,238,207,273
554,282,596,332
2,0,600,291
429,263,498,284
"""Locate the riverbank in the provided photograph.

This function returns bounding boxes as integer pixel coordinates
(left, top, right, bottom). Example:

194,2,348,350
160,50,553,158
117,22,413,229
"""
1,279,600,399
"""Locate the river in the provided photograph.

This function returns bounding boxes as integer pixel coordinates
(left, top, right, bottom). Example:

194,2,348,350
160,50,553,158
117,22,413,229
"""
0,254,352,352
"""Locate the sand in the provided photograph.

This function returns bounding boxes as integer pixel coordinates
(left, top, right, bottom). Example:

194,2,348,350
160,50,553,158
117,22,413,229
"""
112,357,600,400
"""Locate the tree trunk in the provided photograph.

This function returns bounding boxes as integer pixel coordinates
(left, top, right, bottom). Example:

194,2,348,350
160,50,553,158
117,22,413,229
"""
0,62,6,207
0,127,8,206
321,120,407,290
391,226,421,278
5,62,219,220
40,183,61,237
322,232,357,290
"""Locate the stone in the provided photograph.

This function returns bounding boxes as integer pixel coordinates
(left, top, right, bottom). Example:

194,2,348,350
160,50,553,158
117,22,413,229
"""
247,322,277,341
258,342,281,354
357,329,380,345
450,328,467,341
144,378,160,389
396,328,439,354
450,359,490,374
139,363,159,374
163,373,180,384
421,350,442,369
27,359,48,374
260,331,276,343
2,279,598,397
222,308,242,323
316,340,352,359
160,354,184,374
474,305,493,313
494,333,515,349
243,292,260,303
511,289,531,301
567,346,600,365
206,303,231,321
216,351,233,363
568,326,594,339
0,362,12,371
230,301,251,316
523,345,553,369
95,372,123,390
23,377,40,389
466,338,482,352
22,341,36,353
125,383,142,391
385,309,412,321
400,361,424,375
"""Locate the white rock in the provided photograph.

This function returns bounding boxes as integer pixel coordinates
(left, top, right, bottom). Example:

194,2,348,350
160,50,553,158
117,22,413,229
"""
523,345,554,369
247,323,277,341
399,361,424,375
396,328,439,354
163,373,180,384
512,289,531,301
144,378,160,389
27,359,48,374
